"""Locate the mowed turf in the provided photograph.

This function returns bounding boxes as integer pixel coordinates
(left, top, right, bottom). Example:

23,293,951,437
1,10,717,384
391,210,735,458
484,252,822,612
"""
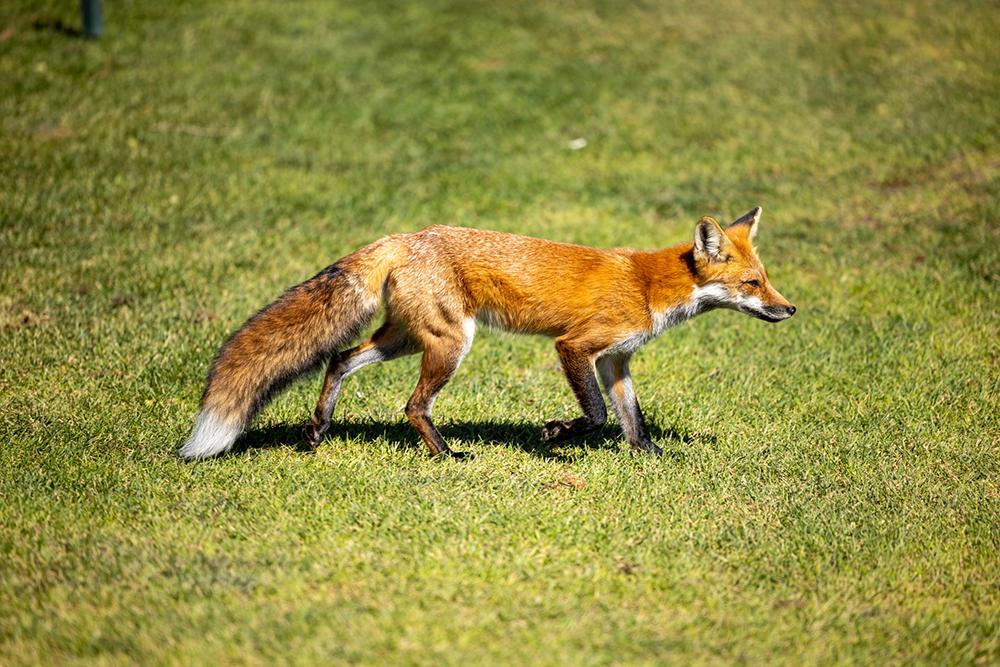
1,0,998,664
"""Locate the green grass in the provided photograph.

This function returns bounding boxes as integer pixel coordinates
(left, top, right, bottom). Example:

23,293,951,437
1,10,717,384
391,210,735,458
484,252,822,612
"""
2,0,999,664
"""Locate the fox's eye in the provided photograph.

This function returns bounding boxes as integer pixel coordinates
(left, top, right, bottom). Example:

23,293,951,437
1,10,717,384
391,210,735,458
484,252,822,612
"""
746,280,761,288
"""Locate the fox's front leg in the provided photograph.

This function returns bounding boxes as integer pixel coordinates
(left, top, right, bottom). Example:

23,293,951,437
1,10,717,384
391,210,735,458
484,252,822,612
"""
596,354,663,457
541,338,608,443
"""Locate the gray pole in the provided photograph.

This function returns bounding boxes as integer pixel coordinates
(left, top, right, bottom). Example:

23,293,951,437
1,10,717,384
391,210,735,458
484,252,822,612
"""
81,0,103,38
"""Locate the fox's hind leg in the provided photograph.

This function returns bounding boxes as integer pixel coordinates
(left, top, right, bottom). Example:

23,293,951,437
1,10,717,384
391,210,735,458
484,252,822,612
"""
541,337,608,443
302,320,418,448
404,318,476,459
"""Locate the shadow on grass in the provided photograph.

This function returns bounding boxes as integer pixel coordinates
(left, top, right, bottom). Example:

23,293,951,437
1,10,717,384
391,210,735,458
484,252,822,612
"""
228,417,708,462
30,18,84,38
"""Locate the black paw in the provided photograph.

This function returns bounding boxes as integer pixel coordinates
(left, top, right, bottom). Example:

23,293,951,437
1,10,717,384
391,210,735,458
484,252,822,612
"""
630,441,664,457
632,442,685,461
301,423,325,449
435,449,474,461
541,420,571,442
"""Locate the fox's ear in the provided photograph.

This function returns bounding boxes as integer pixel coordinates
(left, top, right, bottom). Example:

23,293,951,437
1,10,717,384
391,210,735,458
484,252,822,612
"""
727,206,761,239
693,216,730,263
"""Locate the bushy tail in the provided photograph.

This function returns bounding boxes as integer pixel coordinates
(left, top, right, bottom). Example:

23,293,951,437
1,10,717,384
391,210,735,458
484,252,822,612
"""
179,245,395,459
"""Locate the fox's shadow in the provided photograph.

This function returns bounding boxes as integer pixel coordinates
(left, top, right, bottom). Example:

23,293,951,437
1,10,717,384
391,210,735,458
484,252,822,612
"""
229,417,708,461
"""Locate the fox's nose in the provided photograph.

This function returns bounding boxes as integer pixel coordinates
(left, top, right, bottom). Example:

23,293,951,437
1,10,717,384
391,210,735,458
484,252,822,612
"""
788,305,796,316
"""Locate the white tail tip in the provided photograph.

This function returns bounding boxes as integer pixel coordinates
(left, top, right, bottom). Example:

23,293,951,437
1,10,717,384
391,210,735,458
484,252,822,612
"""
178,410,242,459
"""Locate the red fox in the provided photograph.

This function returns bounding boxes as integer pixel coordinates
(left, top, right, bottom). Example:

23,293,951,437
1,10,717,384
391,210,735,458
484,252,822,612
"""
180,207,794,460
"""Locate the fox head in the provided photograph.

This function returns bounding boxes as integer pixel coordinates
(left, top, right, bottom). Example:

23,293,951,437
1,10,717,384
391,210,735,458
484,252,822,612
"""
692,207,796,323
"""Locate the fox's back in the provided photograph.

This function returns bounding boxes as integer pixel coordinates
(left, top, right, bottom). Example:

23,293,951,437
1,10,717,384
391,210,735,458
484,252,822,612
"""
397,226,648,336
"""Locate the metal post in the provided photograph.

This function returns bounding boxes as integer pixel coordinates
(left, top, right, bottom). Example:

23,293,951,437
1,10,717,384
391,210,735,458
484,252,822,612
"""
81,0,103,38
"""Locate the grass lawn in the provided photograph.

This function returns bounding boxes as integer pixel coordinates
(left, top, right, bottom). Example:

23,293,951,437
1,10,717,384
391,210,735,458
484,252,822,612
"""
2,0,999,664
